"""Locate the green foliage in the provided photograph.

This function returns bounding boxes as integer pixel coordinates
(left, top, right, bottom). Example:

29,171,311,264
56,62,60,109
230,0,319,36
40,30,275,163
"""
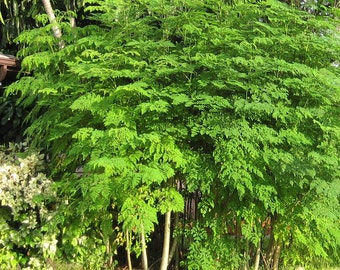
5,0,340,268
54,211,114,269
119,193,158,234
184,222,241,270
0,94,28,143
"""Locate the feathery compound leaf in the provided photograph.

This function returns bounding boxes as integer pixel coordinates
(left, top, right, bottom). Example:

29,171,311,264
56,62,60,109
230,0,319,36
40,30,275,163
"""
70,93,103,112
154,188,184,214
119,196,158,234
138,100,170,114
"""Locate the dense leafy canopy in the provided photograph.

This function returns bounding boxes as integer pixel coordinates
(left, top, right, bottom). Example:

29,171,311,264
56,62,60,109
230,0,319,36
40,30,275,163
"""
3,0,340,269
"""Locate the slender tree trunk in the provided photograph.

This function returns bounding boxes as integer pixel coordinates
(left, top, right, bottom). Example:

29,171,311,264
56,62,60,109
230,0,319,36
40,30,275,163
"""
168,212,179,268
160,211,171,270
126,230,133,270
41,0,61,38
141,224,148,270
243,239,249,270
254,240,261,270
265,214,277,270
272,244,281,270
65,0,76,27
41,0,64,48
69,16,76,28
106,239,113,268
98,230,113,268
266,235,275,269
168,236,178,265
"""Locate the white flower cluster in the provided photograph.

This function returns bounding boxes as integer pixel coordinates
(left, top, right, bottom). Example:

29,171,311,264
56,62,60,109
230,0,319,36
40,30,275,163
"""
0,153,55,226
0,145,57,268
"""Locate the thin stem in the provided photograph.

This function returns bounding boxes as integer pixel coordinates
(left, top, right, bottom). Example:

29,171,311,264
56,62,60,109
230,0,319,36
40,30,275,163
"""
126,230,132,270
254,240,261,270
168,212,179,267
41,0,64,48
273,244,281,270
141,224,148,270
160,211,171,270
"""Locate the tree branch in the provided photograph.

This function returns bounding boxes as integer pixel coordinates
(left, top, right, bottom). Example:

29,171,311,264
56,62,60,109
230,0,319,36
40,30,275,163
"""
41,0,64,48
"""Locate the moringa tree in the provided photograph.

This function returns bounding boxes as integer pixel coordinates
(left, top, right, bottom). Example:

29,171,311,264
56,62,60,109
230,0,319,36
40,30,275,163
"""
5,0,340,269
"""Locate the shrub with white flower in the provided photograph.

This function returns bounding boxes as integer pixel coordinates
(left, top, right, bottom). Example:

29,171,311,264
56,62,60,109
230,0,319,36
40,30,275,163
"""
0,142,57,269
